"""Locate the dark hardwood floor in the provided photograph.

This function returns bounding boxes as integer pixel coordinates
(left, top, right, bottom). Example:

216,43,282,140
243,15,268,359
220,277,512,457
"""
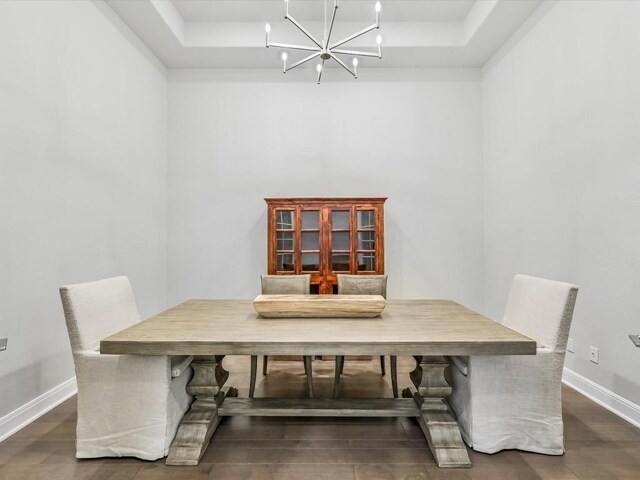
0,356,638,479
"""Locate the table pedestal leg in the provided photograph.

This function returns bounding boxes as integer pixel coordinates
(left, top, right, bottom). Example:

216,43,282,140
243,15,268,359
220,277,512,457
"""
402,355,470,468
166,355,238,466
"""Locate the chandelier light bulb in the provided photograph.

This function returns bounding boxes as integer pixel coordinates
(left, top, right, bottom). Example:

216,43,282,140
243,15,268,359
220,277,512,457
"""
375,2,381,13
353,58,358,67
281,52,288,61
265,23,271,47
316,63,323,73
376,35,382,45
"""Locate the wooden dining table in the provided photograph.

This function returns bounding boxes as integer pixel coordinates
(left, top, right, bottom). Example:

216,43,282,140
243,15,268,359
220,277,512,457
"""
100,299,536,469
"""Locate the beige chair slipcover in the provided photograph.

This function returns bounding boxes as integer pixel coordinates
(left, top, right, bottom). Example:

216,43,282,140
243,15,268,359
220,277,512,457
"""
60,276,193,460
449,274,578,455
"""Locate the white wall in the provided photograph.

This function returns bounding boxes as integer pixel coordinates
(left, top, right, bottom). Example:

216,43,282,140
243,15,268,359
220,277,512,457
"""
0,1,168,420
167,70,484,309
482,0,640,404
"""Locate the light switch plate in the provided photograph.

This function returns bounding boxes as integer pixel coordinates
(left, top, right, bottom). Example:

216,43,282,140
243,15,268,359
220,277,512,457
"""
0,338,7,352
589,346,599,364
567,338,574,353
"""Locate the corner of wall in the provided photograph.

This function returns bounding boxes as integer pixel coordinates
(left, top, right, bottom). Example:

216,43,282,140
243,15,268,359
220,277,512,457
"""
90,0,167,77
481,0,559,78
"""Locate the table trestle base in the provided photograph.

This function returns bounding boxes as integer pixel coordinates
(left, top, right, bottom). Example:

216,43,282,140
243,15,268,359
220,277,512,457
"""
166,355,471,468
404,355,472,468
166,356,238,466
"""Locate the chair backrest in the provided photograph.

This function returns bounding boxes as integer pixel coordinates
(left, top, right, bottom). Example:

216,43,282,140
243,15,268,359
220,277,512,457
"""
261,275,311,294
337,275,387,299
60,276,141,354
502,274,578,352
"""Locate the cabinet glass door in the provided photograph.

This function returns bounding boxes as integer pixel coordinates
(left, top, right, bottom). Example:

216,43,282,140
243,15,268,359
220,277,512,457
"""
330,210,351,272
275,209,295,272
356,209,376,271
301,210,320,272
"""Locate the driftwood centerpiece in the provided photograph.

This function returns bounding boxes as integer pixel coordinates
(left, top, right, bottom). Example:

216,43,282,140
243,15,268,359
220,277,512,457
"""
253,294,386,318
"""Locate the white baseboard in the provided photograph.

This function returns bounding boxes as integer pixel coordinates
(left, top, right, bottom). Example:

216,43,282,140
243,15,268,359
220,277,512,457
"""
562,367,640,429
0,377,77,442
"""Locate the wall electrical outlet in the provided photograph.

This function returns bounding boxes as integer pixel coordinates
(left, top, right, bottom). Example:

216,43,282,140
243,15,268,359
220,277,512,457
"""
567,337,574,353
589,346,599,364
0,338,7,352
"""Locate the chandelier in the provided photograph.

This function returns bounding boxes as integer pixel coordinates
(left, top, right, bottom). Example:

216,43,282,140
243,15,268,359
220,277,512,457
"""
265,0,383,84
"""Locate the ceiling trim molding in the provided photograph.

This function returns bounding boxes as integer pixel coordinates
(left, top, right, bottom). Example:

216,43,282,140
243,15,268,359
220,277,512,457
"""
104,0,545,69
150,0,186,45
167,67,481,84
482,0,558,76
463,0,499,44
91,0,166,75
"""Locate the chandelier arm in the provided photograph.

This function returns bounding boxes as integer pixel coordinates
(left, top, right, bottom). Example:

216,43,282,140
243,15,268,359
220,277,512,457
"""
325,1,339,49
269,42,321,53
317,59,325,84
285,51,321,72
329,53,356,78
286,15,323,49
329,23,378,50
331,48,380,58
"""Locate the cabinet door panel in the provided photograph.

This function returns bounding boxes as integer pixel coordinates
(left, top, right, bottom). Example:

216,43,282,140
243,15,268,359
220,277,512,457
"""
301,253,320,272
276,253,295,272
331,231,350,251
357,231,375,250
357,210,376,229
331,210,350,230
357,252,376,272
302,210,319,230
277,231,294,251
302,232,320,251
332,253,350,272
276,210,295,230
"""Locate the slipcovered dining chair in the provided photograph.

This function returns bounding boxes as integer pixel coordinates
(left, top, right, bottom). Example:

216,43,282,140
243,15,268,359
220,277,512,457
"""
60,276,194,460
449,274,579,455
334,275,398,398
254,275,314,397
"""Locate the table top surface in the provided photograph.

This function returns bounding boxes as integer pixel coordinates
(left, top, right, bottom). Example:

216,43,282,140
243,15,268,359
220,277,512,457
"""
100,299,536,356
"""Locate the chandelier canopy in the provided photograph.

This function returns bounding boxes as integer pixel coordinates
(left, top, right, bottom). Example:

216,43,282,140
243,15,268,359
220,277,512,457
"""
265,0,383,83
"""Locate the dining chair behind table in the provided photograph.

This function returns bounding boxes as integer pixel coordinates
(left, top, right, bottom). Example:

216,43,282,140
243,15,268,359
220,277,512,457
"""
334,274,397,398
253,275,314,398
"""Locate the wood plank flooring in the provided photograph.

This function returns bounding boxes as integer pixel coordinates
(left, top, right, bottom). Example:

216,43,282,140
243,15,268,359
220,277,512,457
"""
0,356,638,479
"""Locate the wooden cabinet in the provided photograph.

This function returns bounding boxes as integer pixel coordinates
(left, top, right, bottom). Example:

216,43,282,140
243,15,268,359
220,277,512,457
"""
266,198,386,294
